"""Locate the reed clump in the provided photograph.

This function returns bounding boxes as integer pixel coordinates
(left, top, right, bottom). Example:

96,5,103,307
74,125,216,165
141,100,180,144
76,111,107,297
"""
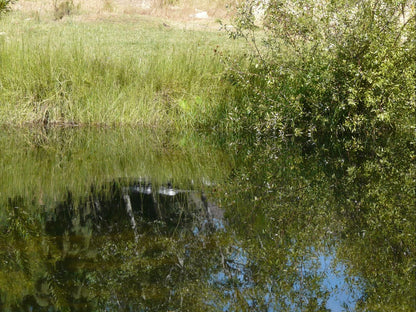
0,13,238,129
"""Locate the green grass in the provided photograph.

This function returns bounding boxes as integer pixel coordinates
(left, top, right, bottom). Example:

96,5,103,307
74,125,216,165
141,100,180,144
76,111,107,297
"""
0,12,239,129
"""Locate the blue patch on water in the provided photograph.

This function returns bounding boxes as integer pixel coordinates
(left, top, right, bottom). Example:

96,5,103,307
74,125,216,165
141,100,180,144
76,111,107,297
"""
207,245,363,311
319,254,363,311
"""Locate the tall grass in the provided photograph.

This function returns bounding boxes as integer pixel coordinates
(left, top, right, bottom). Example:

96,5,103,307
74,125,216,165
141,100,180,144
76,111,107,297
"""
0,13,238,128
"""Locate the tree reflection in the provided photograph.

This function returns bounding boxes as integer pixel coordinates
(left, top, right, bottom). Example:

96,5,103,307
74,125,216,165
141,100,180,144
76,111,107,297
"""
0,129,414,311
218,131,414,311
0,180,231,311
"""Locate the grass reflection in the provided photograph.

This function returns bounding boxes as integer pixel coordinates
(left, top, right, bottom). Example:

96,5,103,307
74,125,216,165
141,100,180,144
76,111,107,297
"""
0,128,414,311
0,126,230,210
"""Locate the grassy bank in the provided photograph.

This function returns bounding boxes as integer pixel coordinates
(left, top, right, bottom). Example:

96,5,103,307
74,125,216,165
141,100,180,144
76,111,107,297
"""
0,11,240,128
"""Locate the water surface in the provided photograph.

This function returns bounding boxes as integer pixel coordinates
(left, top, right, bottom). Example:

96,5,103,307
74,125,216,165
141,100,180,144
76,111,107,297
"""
0,128,414,311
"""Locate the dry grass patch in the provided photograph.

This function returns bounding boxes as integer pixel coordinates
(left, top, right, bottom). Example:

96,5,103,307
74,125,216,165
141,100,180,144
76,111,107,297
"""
12,0,238,24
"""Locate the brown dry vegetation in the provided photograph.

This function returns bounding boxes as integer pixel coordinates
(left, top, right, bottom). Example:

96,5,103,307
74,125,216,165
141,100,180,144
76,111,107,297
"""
12,0,238,26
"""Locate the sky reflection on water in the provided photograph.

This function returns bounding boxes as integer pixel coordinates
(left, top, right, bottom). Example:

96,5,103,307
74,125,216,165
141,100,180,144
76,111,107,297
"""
0,128,413,311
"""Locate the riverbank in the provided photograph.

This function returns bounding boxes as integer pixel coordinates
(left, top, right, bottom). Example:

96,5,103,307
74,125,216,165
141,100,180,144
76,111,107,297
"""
0,3,241,129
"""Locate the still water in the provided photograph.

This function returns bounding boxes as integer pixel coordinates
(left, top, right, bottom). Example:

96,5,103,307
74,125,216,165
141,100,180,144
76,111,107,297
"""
0,128,414,311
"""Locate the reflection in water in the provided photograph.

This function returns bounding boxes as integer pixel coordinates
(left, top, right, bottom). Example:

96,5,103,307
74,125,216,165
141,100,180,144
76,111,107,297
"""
319,254,363,311
0,128,414,311
220,133,414,311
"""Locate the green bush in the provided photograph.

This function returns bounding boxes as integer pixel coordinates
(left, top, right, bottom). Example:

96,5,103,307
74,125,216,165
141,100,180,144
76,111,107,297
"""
226,0,415,158
0,0,13,15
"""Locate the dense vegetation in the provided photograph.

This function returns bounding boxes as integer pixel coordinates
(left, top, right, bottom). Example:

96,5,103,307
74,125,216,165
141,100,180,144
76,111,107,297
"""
0,0,13,14
0,1,414,311
0,1,414,140
217,1,416,310
224,0,414,153
0,9,238,128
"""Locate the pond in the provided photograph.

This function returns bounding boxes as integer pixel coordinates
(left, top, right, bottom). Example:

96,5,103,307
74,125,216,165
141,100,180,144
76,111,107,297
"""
0,128,414,311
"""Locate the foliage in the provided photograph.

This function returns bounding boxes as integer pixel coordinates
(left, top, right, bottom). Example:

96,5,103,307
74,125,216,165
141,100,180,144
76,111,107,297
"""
0,0,13,15
225,0,415,159
221,6,416,308
0,3,414,311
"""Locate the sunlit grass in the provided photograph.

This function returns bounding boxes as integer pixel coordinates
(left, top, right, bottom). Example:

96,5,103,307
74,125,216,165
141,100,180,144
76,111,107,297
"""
0,12,239,128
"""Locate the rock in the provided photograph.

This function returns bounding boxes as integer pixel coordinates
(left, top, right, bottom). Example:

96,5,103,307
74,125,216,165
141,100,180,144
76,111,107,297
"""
190,9,209,19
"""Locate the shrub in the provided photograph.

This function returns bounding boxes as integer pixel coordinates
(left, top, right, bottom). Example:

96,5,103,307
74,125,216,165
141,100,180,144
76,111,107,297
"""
0,0,13,15
226,0,415,159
